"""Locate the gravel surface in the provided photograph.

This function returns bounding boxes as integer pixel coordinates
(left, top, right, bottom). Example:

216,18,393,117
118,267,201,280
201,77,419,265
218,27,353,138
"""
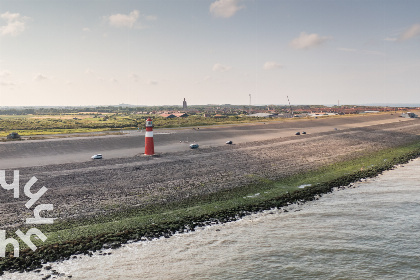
1,117,419,228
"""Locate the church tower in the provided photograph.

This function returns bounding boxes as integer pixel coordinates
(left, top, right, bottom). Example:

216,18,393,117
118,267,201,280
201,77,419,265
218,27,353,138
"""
183,98,187,110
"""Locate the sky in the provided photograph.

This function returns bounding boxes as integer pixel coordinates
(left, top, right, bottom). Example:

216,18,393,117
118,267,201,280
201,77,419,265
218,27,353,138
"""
0,0,419,106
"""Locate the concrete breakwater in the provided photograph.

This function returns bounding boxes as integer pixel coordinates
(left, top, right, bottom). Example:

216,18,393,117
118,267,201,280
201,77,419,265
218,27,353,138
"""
0,117,420,273
1,145,420,273
26,158,419,280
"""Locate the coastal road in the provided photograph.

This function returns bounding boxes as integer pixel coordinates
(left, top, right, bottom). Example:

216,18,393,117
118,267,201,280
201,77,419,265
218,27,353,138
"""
0,114,415,169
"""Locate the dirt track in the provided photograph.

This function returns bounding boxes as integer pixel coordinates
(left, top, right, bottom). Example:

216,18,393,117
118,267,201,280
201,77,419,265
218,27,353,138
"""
1,115,419,228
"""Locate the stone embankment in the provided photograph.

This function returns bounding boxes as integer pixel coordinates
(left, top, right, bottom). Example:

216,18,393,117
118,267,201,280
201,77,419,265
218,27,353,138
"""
1,118,419,228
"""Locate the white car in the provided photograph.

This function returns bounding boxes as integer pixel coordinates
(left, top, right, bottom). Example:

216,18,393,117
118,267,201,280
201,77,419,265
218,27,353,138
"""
91,154,103,159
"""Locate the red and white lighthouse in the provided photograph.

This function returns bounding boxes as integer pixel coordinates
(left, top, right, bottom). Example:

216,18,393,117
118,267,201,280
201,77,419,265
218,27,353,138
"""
144,118,154,155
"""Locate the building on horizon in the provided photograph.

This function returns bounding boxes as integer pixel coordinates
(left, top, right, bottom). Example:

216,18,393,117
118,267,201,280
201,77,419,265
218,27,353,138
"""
183,98,188,110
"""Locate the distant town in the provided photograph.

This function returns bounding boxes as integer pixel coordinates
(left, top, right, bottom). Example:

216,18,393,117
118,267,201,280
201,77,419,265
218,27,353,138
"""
1,100,419,119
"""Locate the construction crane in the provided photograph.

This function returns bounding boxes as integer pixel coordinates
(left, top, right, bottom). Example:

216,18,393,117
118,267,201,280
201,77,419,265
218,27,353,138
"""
249,94,252,114
287,96,293,117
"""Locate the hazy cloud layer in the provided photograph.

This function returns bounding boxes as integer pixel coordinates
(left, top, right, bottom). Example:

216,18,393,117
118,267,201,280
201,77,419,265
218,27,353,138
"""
0,12,29,36
290,32,330,49
210,0,244,18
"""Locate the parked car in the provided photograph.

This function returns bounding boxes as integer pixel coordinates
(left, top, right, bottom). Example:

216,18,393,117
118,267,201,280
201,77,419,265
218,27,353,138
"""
295,132,300,135
189,143,199,149
226,140,233,144
302,131,306,135
91,154,103,159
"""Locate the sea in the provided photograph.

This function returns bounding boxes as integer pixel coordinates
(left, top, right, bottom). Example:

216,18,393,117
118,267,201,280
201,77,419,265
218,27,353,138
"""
3,158,420,280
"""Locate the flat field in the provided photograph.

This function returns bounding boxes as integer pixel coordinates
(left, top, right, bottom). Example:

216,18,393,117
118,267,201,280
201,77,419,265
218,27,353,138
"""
0,113,285,138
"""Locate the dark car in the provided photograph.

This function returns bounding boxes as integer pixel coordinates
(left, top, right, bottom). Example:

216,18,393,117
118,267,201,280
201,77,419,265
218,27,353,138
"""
189,143,199,149
226,140,233,144
302,131,306,135
295,132,300,135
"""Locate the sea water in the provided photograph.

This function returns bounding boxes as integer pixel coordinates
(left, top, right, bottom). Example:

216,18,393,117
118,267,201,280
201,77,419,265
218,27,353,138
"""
3,159,420,280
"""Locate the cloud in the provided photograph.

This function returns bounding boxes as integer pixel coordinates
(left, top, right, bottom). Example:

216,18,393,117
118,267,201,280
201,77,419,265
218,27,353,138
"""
263,61,282,70
337,47,385,56
85,68,95,75
337,48,357,52
147,80,158,85
129,73,140,82
195,75,211,84
210,0,244,18
0,81,16,87
0,12,29,36
85,68,115,82
360,50,385,56
107,10,140,28
384,37,397,42
212,63,231,72
82,27,91,32
290,32,330,49
0,70,16,87
145,15,157,21
0,70,11,77
33,73,49,82
399,23,420,41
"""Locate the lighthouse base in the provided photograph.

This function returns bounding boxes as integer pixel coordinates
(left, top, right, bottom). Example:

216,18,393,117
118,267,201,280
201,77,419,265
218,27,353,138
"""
144,137,155,155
